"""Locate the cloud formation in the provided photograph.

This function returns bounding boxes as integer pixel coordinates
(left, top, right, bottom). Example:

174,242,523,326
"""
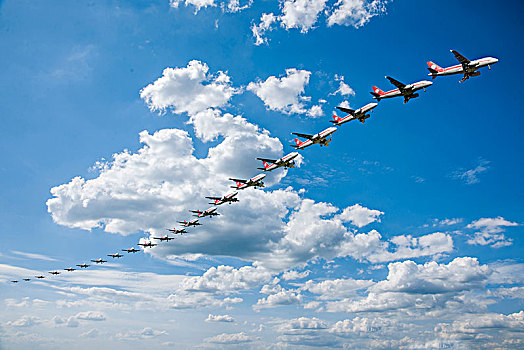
140,60,237,115
247,68,313,115
466,216,518,248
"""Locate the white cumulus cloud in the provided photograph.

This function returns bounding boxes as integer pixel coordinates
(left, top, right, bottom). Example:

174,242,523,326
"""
280,0,328,33
327,0,389,28
247,68,312,115
466,216,518,248
140,60,237,115
252,13,277,45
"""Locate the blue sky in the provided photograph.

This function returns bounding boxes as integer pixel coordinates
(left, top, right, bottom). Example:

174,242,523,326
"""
1,0,523,348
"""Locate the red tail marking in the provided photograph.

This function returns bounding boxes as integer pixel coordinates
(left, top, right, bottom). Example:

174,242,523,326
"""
427,61,443,72
372,86,385,95
263,161,270,169
332,115,341,122
294,138,302,146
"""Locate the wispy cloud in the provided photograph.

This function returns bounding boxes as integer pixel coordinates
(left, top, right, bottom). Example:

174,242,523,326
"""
452,158,490,185
11,250,59,262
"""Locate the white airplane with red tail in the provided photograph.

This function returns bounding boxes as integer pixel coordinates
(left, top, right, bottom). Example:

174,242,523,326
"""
229,173,266,190
190,207,219,218
371,76,433,103
257,152,299,171
154,234,175,241
138,241,157,248
206,192,239,205
166,227,187,234
427,50,498,83
331,103,378,125
291,127,337,150
178,219,201,227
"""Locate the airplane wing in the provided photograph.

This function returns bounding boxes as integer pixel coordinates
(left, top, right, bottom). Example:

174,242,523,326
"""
189,210,200,213
335,106,355,115
386,76,406,89
291,132,314,140
256,157,277,163
229,178,247,184
205,196,220,200
451,50,470,64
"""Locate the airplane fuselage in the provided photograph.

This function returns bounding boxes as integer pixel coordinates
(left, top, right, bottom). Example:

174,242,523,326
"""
263,152,299,171
235,173,266,189
429,57,498,77
373,81,433,100
333,103,378,125
295,127,337,149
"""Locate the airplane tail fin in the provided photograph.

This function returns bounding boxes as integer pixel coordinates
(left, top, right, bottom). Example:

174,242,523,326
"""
290,138,302,148
370,86,385,100
427,61,443,79
330,115,342,124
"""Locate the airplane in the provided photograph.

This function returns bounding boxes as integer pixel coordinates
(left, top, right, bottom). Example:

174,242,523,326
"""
178,219,201,227
154,234,175,241
122,247,140,253
331,103,378,125
229,173,266,190
49,271,60,275
11,280,18,283
291,127,337,150
137,241,157,248
35,275,45,279
370,76,433,103
107,253,124,258
206,191,239,205
190,207,219,218
76,263,90,268
91,258,107,264
166,227,187,235
427,50,499,83
257,152,299,171
23,278,31,281
64,267,76,272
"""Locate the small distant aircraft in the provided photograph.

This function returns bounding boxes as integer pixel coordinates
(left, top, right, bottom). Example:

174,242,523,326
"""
49,271,60,275
122,247,140,253
178,219,201,227
64,267,76,272
291,127,337,150
331,103,378,125
11,280,18,283
76,263,90,268
35,275,45,279
206,192,239,205
138,241,157,248
166,228,187,235
91,258,107,264
23,278,31,281
107,253,124,258
154,234,175,241
371,76,433,103
229,173,266,190
190,207,219,218
427,50,499,83
257,152,299,171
